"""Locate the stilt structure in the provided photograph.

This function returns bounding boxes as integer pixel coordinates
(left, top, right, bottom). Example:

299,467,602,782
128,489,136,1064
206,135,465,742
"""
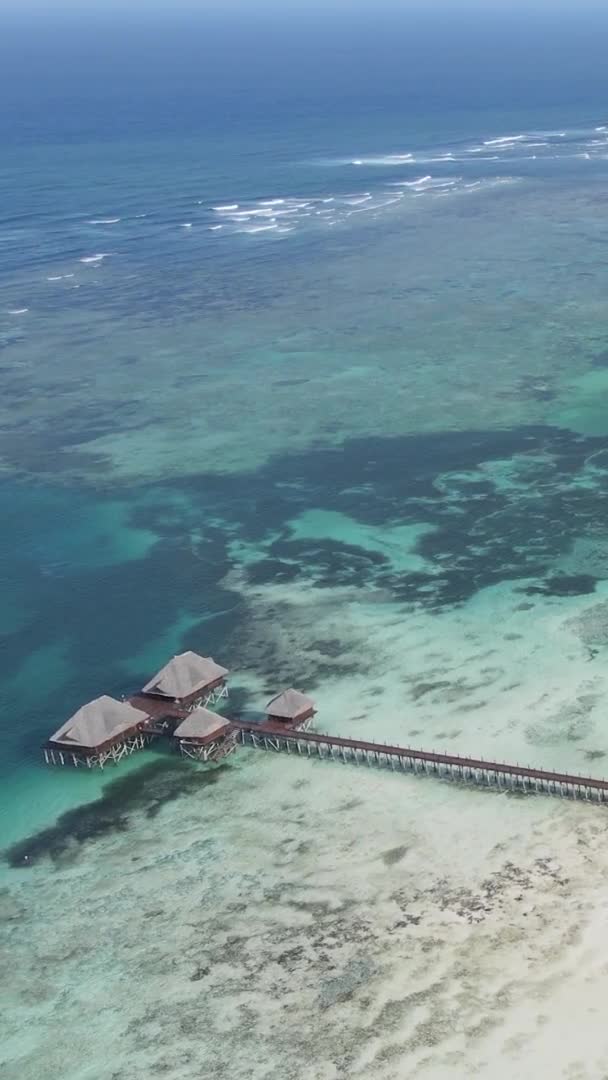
44,696,152,769
265,688,315,731
173,706,237,762
140,651,229,710
232,723,608,803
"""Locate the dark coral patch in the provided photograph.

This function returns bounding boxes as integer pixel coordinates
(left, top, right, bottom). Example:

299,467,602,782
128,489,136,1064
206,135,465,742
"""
524,574,598,597
5,758,228,869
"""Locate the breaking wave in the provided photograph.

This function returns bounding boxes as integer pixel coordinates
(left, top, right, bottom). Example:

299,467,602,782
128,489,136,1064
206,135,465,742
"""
327,124,608,171
48,121,608,254
203,175,518,241
80,253,111,264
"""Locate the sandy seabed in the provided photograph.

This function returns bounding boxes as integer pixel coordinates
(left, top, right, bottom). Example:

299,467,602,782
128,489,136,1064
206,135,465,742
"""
5,573,608,1080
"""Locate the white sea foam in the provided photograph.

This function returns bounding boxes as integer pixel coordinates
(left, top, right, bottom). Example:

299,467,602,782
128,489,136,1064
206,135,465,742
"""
321,125,608,188
484,135,528,146
88,218,121,225
47,275,63,281
204,118,608,246
209,225,223,231
180,223,193,228
392,176,457,192
80,253,110,264
350,153,414,166
243,224,279,234
370,196,400,207
239,208,279,217
393,175,433,187
8,308,28,314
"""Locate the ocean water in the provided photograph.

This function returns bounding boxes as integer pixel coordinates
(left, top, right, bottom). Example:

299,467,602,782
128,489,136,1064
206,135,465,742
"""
4,6,608,1078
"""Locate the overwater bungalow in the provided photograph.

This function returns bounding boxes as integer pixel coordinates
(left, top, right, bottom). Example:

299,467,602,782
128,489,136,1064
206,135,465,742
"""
45,695,151,768
141,651,228,709
266,688,316,730
173,706,236,762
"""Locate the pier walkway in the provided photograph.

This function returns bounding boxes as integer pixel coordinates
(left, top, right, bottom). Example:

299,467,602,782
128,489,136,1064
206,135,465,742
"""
231,722,608,802
51,687,608,803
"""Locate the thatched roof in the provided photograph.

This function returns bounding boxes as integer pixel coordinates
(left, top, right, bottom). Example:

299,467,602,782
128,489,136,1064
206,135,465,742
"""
266,688,315,720
173,706,230,742
49,696,148,750
142,651,228,700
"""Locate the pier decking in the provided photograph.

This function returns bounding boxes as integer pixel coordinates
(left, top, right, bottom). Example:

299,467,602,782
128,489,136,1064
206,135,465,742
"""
233,722,608,803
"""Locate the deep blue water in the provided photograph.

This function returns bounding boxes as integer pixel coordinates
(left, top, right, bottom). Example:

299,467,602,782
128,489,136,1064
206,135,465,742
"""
2,9,608,188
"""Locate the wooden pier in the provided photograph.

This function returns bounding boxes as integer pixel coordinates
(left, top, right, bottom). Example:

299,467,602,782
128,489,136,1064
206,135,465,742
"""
232,722,608,803
40,648,608,805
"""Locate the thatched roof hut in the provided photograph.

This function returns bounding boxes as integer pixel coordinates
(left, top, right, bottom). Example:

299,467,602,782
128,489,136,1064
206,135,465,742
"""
173,706,232,744
142,651,228,703
48,696,149,752
266,689,315,726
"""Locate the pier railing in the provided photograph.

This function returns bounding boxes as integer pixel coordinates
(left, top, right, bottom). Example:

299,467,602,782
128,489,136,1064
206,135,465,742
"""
231,722,608,802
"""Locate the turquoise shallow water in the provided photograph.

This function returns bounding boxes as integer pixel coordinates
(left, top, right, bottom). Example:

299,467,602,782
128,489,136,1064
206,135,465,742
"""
4,7,608,1078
